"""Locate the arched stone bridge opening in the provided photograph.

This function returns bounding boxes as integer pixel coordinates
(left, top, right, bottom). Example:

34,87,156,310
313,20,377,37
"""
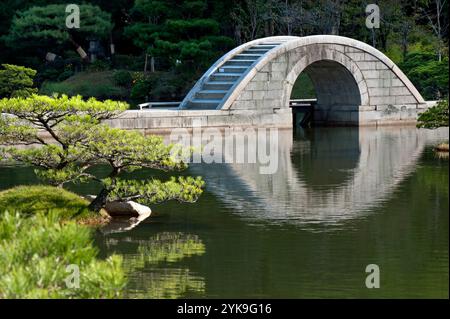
295,60,362,124
179,35,427,126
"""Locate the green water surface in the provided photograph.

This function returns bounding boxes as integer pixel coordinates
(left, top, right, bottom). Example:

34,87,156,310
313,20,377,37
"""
0,126,448,298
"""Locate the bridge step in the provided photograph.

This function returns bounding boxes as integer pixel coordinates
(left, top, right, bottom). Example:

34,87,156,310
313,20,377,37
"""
203,81,234,90
225,59,255,66
196,90,228,99
233,54,263,60
242,50,269,55
210,73,241,81
217,65,247,73
254,45,278,49
187,99,222,109
244,48,271,54
180,38,310,110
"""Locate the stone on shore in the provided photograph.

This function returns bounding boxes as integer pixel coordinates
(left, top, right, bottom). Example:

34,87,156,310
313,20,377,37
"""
104,200,152,217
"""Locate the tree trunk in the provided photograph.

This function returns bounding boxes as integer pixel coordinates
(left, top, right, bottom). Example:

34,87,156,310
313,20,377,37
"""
371,29,376,48
68,34,89,62
401,28,409,61
235,24,242,44
150,56,155,73
379,29,388,51
331,0,341,35
144,53,148,74
436,0,442,62
402,40,408,61
88,188,110,212
110,32,115,67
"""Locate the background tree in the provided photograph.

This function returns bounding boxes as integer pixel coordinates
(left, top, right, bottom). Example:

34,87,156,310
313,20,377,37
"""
0,0,447,102
400,52,449,99
3,4,113,60
124,0,235,101
125,0,235,72
230,0,272,42
304,0,342,35
420,0,449,61
279,0,304,36
0,94,204,212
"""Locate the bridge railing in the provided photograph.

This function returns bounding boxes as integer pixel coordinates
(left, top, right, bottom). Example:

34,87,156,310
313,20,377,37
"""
138,101,182,110
178,36,298,110
290,99,317,128
138,99,318,110
289,99,317,108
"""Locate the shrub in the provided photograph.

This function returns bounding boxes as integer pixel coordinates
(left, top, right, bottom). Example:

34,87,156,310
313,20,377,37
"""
35,59,66,83
114,54,144,71
57,69,74,82
0,185,91,220
87,60,111,72
417,99,449,129
113,70,133,87
130,70,196,102
130,78,151,100
37,68,62,82
0,64,38,98
35,58,82,85
0,211,125,298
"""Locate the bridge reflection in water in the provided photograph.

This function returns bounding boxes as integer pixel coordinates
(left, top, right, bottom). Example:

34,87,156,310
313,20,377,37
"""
190,126,448,228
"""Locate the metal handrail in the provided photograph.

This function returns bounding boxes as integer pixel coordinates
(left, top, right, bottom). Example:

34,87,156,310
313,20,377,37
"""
289,99,317,107
139,101,182,110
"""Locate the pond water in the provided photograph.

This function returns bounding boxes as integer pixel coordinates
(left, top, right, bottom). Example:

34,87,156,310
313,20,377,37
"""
0,126,448,298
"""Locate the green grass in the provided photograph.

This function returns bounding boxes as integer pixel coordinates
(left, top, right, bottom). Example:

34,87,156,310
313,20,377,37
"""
40,71,128,100
0,186,124,298
0,185,92,220
0,210,125,298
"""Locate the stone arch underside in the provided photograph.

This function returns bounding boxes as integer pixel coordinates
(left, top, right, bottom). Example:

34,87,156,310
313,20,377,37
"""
179,35,427,126
283,46,369,109
302,60,362,124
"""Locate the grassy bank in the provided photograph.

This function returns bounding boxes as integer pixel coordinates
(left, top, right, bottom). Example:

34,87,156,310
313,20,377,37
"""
0,210,125,298
0,185,109,225
40,71,129,101
0,185,125,298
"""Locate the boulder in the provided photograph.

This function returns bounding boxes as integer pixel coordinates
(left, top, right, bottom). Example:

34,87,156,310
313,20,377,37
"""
104,200,152,217
99,200,152,234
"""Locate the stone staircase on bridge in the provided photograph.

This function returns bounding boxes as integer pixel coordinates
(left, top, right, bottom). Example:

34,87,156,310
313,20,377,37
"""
184,40,290,110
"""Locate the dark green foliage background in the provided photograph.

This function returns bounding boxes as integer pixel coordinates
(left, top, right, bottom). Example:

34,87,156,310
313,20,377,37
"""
0,0,448,102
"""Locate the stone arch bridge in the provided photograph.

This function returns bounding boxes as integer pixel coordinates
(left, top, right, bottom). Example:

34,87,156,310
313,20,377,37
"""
109,35,430,131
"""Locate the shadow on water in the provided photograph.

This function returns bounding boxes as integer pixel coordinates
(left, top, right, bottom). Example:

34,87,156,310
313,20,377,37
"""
290,127,360,190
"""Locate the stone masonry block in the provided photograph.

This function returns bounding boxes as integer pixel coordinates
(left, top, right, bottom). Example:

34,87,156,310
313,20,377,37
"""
252,91,266,100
